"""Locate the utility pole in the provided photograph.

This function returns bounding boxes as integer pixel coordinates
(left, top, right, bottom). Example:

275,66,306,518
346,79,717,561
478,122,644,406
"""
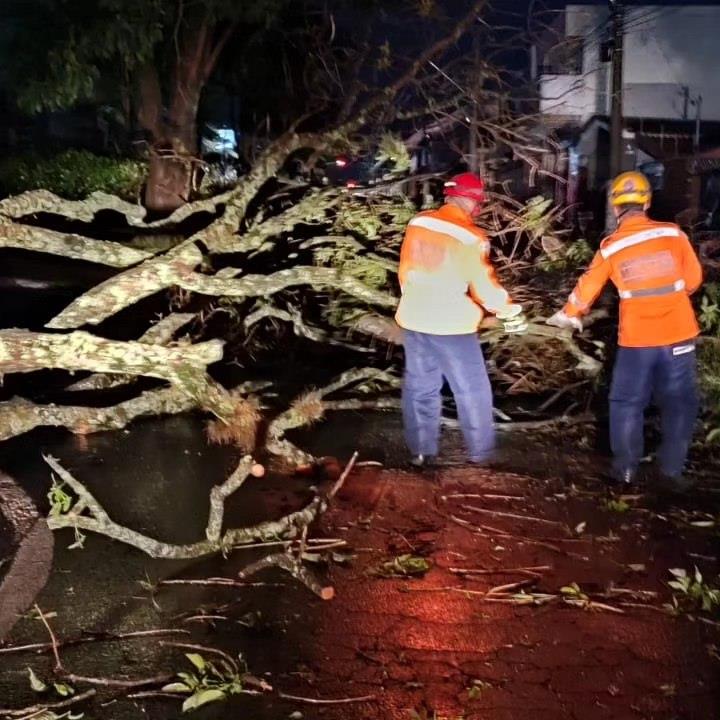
681,86,690,121
469,26,480,174
606,0,625,231
694,94,703,152
609,0,625,179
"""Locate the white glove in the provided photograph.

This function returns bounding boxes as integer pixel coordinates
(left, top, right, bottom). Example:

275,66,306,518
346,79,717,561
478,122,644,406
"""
495,304,523,321
503,314,529,334
546,310,582,332
496,304,528,335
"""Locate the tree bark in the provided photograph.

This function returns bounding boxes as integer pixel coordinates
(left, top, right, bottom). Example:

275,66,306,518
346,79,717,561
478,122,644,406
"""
0,189,147,225
145,153,195,214
65,313,196,392
45,242,203,329
137,64,164,142
0,220,152,267
0,388,195,441
0,330,241,417
44,455,329,560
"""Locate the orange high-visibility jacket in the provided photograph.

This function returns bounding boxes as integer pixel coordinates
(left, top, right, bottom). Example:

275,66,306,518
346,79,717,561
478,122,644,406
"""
563,214,703,347
395,204,514,335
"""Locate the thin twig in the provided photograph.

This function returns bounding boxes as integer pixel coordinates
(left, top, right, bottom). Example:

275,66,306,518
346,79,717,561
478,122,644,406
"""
399,585,487,597
160,579,286,589
458,503,567,529
64,672,173,689
0,628,190,657
182,615,229,624
328,451,359,500
481,494,526,501
279,692,376,705
450,565,551,578
448,515,589,561
295,525,309,572
617,602,669,614
0,690,96,718
33,604,62,673
487,579,536,595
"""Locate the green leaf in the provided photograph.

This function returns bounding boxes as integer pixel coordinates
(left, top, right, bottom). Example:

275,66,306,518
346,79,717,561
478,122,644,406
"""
182,688,226,712
177,672,199,689
53,682,75,697
27,667,48,693
468,684,482,700
161,682,192,693
185,653,206,673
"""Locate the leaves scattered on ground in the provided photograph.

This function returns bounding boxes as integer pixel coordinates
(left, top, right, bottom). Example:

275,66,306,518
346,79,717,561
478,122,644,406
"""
370,554,432,578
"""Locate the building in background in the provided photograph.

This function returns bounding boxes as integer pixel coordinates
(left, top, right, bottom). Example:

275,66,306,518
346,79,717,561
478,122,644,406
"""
533,3,720,231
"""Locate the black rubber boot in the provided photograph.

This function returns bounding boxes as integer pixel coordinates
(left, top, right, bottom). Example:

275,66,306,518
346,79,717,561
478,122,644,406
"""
657,473,696,496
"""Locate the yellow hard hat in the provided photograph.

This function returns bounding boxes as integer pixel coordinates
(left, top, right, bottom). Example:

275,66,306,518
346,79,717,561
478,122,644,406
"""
610,171,652,207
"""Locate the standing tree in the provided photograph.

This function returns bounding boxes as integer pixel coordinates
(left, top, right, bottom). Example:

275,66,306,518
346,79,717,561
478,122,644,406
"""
2,0,287,211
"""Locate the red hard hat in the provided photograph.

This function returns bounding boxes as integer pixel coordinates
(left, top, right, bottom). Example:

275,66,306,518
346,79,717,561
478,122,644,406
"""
444,172,485,203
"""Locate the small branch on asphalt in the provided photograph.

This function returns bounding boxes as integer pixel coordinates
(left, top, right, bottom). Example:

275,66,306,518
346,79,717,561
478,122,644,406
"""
328,451,359,499
486,579,537,595
447,514,589,561
159,579,285,588
42,450,358,604
457,503,570,531
0,690,97,718
278,692,376,705
237,552,335,600
0,628,190,657
449,565,551,579
63,672,174,689
33,604,62,673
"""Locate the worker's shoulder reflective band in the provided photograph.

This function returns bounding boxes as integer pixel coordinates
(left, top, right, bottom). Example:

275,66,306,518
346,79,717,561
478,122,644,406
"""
673,344,695,356
618,279,685,300
600,227,681,259
408,216,484,247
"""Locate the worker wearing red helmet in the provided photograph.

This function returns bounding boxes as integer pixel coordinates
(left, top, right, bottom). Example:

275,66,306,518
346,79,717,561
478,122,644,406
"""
396,172,527,467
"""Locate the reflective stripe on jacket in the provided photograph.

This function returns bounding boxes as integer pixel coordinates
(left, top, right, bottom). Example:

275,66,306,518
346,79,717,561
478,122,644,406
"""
562,214,703,347
395,204,513,335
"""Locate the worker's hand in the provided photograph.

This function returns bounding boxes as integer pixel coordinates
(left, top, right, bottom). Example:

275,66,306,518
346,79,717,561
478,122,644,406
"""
546,310,583,333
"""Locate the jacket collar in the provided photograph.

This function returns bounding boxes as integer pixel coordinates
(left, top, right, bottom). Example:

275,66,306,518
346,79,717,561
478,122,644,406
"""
438,203,474,225
617,210,648,229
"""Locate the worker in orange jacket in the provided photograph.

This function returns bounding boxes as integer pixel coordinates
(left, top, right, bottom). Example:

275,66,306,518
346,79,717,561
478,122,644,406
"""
548,171,703,490
396,172,527,467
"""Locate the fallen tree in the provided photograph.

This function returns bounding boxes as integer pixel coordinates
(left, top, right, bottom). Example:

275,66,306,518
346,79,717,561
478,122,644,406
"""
0,0,609,464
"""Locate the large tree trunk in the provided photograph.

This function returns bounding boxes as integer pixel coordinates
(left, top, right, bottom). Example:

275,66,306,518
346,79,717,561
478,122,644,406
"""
145,152,195,214
141,20,215,213
145,80,199,214
137,63,194,214
135,14,242,213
